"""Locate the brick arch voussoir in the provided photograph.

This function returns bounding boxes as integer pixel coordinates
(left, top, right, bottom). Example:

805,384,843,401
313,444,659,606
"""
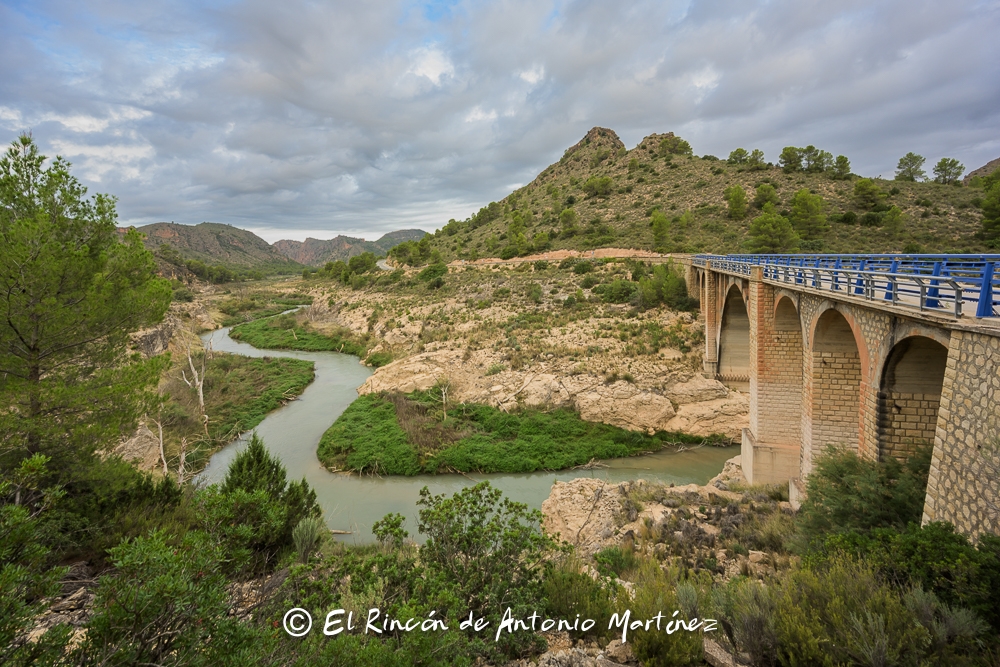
872,324,951,390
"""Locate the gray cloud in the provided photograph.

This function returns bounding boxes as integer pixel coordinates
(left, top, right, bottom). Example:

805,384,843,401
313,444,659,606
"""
1,0,998,241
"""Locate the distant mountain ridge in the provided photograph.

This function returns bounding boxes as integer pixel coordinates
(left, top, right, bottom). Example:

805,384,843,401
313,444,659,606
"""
272,229,428,266
132,222,303,273
125,222,428,274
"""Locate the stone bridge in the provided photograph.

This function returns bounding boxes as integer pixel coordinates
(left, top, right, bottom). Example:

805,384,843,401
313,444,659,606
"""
678,254,999,539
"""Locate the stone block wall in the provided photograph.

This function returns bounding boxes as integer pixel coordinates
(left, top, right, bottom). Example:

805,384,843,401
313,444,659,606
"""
923,330,1000,540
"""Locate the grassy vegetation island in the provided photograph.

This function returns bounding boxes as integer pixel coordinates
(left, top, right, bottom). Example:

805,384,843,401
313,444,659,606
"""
317,390,727,475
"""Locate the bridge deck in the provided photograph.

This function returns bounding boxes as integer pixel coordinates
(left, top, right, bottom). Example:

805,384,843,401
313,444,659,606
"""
694,254,1000,322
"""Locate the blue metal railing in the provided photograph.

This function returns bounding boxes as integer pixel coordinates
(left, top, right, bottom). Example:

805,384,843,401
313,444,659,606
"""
693,254,1000,320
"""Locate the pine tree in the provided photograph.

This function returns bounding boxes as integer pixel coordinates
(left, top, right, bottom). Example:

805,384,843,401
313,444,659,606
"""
747,203,799,253
0,135,171,464
724,185,748,219
789,188,829,240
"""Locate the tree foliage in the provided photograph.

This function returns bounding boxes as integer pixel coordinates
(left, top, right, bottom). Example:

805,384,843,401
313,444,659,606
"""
779,146,803,173
753,183,780,209
933,157,964,185
0,134,171,465
582,176,614,198
651,210,669,251
659,134,693,156
727,148,749,164
853,178,885,209
795,444,931,550
980,170,1000,245
895,152,926,181
831,155,851,180
215,433,320,568
746,203,799,253
723,185,748,219
789,188,829,240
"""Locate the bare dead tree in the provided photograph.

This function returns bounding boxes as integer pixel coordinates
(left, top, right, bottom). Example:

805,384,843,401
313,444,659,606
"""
153,410,168,477
181,343,209,436
434,377,451,422
177,438,188,485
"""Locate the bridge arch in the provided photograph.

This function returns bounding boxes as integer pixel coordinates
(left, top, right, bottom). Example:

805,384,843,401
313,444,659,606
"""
809,308,864,456
877,336,949,462
718,284,750,389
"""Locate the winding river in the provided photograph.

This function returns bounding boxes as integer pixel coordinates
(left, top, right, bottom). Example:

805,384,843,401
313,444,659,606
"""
197,324,738,543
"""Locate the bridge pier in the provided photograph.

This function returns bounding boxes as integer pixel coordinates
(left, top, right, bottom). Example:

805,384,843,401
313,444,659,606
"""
742,268,802,484
702,264,719,378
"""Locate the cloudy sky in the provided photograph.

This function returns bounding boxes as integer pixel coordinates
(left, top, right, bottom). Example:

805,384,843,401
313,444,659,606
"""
2,0,998,242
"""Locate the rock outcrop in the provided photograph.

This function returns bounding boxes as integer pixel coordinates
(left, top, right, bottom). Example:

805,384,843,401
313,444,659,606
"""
358,350,747,439
540,456,747,555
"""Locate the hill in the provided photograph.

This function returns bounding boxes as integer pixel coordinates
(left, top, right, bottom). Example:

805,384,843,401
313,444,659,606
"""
273,229,427,266
133,222,304,274
407,127,992,263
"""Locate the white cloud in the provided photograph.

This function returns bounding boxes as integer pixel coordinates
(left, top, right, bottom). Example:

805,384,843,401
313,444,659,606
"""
465,106,497,123
519,65,545,85
406,46,454,86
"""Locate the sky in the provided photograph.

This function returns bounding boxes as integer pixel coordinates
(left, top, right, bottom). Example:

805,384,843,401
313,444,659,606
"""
1,0,998,243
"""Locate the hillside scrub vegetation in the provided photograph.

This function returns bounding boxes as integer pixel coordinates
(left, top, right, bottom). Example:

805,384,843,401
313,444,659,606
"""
392,127,993,261
317,390,728,475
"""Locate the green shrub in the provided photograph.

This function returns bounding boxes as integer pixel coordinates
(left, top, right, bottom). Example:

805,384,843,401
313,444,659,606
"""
628,560,704,666
583,176,614,198
543,556,619,642
795,444,931,550
0,462,72,666
573,260,594,275
365,351,393,368
824,522,1000,634
594,545,640,578
80,530,266,666
292,516,326,563
417,482,551,658
600,279,638,304
211,433,321,570
711,556,960,667
417,263,448,281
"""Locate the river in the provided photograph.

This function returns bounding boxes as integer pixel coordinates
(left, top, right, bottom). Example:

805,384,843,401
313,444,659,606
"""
197,324,738,543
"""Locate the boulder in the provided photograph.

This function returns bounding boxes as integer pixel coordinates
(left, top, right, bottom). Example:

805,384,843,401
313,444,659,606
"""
665,375,729,404
574,383,675,433
664,393,749,439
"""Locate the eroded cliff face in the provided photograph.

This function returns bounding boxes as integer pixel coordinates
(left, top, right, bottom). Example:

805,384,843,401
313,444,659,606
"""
358,349,747,439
